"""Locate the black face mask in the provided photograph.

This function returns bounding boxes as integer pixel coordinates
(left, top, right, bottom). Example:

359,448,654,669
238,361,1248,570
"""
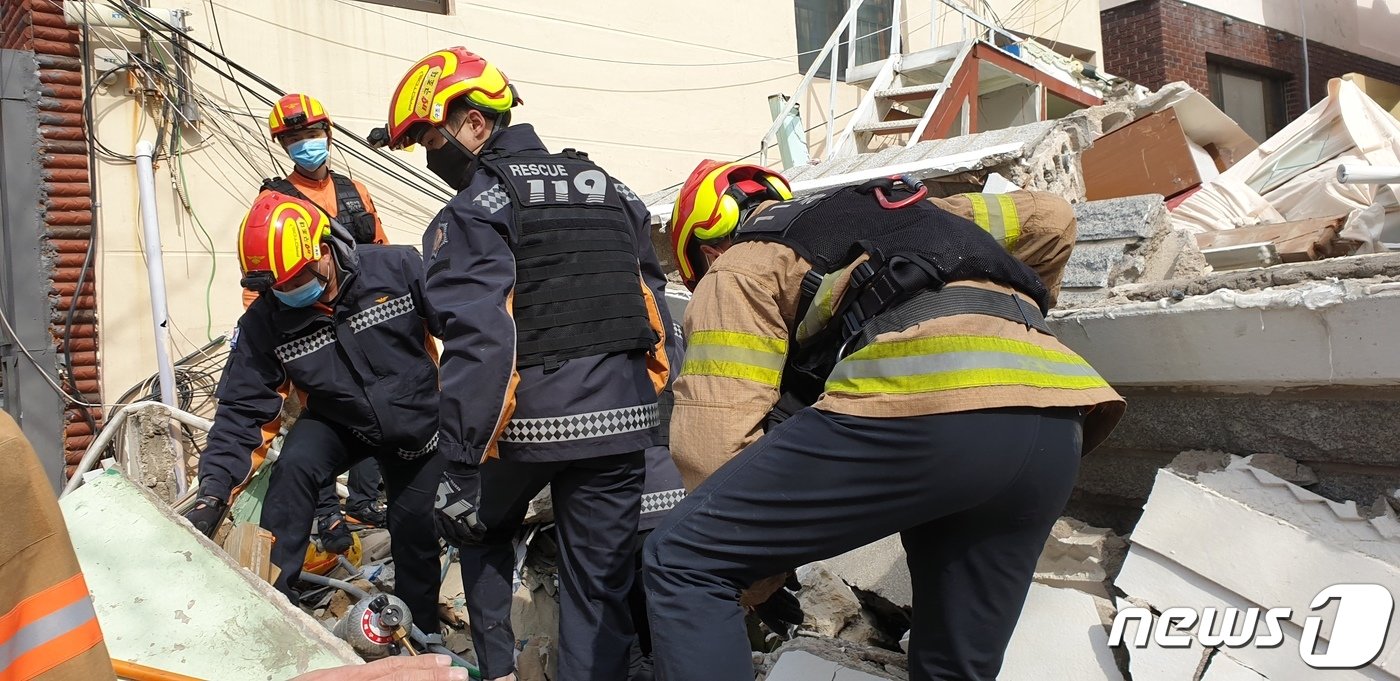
426,133,479,192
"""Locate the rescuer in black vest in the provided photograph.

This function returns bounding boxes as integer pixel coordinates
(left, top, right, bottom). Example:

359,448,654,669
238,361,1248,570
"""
374,48,672,681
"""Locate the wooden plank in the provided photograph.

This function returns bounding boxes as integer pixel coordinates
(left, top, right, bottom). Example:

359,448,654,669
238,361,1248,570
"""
1083,109,1202,201
1194,217,1359,263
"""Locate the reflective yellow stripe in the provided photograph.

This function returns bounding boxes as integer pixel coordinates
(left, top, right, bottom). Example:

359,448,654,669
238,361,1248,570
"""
795,271,843,344
683,330,788,387
965,194,1021,250
827,334,1109,395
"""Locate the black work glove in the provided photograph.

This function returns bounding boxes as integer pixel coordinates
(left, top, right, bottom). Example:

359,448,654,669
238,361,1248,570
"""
435,462,486,547
183,495,228,538
754,587,805,638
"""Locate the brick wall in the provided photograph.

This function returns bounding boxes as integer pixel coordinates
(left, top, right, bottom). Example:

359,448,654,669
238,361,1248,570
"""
1,0,103,472
1103,0,1400,121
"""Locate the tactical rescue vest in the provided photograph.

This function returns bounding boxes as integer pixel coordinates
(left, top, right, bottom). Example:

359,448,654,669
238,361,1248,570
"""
734,178,1053,415
479,148,657,370
263,172,378,245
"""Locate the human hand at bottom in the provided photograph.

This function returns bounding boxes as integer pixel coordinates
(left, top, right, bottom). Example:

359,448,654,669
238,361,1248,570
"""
289,654,469,681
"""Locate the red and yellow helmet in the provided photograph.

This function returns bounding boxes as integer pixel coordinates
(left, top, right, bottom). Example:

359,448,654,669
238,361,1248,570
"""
238,191,332,290
668,160,793,290
269,93,331,138
383,47,521,149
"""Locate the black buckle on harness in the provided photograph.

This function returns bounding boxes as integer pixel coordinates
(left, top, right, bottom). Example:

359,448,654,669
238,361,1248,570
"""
837,256,938,344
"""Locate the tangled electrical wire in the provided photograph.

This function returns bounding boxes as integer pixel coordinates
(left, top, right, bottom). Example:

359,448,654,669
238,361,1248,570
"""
113,335,230,452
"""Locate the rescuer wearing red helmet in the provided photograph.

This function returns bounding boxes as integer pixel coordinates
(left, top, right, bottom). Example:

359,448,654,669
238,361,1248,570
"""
643,161,1126,681
376,47,672,681
184,190,446,636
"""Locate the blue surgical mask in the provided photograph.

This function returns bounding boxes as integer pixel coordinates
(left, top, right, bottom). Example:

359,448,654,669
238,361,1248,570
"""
288,138,329,172
273,277,326,308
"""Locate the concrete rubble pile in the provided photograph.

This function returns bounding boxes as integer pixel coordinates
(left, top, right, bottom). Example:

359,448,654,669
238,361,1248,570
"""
68,72,1400,679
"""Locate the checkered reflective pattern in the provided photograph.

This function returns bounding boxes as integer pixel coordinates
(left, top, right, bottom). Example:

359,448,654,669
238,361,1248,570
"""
642,488,685,515
473,184,510,214
275,326,335,363
613,181,639,204
351,429,439,460
349,294,415,333
500,403,660,443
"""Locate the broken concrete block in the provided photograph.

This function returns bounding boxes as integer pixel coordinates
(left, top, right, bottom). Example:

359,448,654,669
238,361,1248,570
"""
1117,467,1400,677
822,535,912,611
516,634,556,681
512,567,560,681
1073,195,1169,242
766,650,890,681
1244,452,1319,486
1034,518,1127,597
1064,242,1142,290
1166,450,1232,478
1193,456,1400,556
60,469,360,678
1000,584,1124,681
796,562,866,638
524,485,553,524
759,637,907,680
122,405,183,504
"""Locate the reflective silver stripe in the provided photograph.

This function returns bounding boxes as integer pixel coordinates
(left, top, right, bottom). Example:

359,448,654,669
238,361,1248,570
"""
642,488,685,515
351,430,438,460
683,343,786,372
349,294,416,334
0,598,97,669
501,404,660,443
968,193,1021,249
275,326,335,363
830,350,1103,383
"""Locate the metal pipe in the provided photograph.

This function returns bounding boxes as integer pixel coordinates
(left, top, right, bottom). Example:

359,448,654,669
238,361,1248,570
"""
298,571,372,601
61,401,213,497
134,141,184,495
1338,165,1400,184
113,659,205,681
1299,0,1311,108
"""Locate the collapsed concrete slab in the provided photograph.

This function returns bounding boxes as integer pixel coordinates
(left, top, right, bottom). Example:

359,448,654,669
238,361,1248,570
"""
1053,256,1400,527
757,637,908,681
765,650,890,681
641,120,1091,274
1115,465,1400,678
1000,584,1123,681
60,469,361,679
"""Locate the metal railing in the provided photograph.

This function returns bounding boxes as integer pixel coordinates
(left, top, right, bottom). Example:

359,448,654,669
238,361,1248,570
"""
759,0,1019,166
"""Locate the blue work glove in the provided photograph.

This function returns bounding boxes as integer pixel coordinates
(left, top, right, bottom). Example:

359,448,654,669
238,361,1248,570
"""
434,462,486,547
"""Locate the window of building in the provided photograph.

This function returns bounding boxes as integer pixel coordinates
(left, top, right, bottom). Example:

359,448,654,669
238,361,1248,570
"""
1207,58,1286,143
795,0,894,79
351,0,449,14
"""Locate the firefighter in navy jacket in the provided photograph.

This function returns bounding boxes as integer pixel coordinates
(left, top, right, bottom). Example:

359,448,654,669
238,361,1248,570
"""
183,191,445,633
375,48,670,681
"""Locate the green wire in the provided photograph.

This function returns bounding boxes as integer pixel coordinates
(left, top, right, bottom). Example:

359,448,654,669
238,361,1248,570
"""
173,131,219,342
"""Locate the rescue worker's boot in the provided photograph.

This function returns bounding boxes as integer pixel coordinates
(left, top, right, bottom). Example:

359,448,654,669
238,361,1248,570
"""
315,512,354,554
346,500,388,528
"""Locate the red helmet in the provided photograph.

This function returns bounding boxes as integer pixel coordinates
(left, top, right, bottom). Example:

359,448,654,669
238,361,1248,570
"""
668,160,793,290
383,47,521,150
269,93,331,138
238,191,331,291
